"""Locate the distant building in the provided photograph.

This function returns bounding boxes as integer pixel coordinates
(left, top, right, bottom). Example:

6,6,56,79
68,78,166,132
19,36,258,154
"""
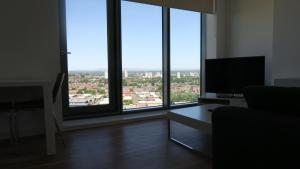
177,72,181,79
190,72,199,77
69,94,94,106
105,70,108,79
145,72,153,78
99,98,109,105
155,72,162,78
124,69,128,78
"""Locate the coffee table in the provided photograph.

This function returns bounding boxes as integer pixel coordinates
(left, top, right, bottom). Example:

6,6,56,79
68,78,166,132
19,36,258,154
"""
167,104,222,153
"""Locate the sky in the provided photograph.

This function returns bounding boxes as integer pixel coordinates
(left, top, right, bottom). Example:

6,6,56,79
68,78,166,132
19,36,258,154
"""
66,0,201,71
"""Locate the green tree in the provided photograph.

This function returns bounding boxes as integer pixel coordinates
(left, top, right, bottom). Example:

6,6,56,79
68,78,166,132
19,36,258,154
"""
123,100,133,105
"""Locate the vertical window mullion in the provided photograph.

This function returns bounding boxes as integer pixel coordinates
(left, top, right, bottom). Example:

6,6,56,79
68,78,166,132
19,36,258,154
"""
200,13,206,96
59,0,70,118
162,7,171,108
107,0,123,113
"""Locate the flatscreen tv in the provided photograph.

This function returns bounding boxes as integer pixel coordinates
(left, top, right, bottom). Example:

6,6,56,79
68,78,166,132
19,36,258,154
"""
205,56,265,95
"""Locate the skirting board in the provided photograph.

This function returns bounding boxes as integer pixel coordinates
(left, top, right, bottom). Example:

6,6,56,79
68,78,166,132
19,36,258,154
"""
0,111,167,141
62,111,167,131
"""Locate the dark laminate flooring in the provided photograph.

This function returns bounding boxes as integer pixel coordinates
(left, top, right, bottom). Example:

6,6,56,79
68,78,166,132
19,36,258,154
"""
0,119,211,169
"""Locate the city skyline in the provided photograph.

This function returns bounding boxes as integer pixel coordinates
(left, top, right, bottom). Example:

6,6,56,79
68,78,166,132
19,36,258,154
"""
69,69,201,72
68,70,200,108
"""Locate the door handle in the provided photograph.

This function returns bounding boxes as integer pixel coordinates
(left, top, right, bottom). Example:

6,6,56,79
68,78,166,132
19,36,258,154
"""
60,50,71,56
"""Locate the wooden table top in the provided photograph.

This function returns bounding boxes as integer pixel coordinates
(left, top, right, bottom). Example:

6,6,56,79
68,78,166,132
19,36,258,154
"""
169,104,222,124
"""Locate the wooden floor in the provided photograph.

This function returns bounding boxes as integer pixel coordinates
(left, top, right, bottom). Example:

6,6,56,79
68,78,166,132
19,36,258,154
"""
0,119,211,169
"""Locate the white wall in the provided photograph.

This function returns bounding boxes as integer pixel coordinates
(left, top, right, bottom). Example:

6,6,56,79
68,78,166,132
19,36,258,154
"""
272,0,300,80
206,14,218,59
223,0,300,83
205,0,229,59
225,0,274,84
0,0,61,139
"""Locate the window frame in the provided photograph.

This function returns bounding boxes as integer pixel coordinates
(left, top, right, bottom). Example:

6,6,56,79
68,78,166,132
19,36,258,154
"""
59,0,206,119
60,0,122,120
169,8,203,108
121,1,164,110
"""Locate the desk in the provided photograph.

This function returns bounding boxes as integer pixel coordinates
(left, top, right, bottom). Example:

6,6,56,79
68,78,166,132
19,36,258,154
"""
0,80,56,155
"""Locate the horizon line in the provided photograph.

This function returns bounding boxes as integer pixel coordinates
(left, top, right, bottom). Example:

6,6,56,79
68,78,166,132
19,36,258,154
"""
69,69,201,72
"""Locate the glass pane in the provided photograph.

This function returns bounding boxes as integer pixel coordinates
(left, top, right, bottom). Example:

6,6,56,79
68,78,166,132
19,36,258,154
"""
170,9,201,105
121,1,163,110
66,0,109,107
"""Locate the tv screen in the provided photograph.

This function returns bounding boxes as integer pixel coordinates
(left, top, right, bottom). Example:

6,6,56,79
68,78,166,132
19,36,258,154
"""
205,56,265,94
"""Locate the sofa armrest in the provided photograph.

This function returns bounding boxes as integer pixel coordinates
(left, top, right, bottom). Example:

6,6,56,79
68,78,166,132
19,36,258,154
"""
212,106,300,169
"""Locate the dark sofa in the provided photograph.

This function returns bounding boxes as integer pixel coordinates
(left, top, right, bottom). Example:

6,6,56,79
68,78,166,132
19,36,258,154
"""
212,86,300,169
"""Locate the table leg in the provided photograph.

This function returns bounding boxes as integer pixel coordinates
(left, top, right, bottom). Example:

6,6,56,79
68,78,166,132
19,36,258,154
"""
167,119,171,140
168,119,204,155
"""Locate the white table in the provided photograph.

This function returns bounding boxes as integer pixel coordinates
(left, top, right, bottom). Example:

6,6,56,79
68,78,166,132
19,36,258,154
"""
0,80,56,155
167,104,222,153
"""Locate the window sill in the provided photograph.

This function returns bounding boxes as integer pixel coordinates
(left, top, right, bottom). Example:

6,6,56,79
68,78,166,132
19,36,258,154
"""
63,110,167,131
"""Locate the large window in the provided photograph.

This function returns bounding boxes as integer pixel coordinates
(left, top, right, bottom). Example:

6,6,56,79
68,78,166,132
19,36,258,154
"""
66,0,109,107
121,1,163,110
170,9,201,105
61,0,203,118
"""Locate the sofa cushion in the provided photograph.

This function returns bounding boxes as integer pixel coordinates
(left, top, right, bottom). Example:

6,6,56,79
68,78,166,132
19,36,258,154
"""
243,86,300,113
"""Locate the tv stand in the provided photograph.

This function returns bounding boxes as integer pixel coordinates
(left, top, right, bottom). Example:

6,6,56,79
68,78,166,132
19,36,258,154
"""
216,93,244,99
198,94,247,107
